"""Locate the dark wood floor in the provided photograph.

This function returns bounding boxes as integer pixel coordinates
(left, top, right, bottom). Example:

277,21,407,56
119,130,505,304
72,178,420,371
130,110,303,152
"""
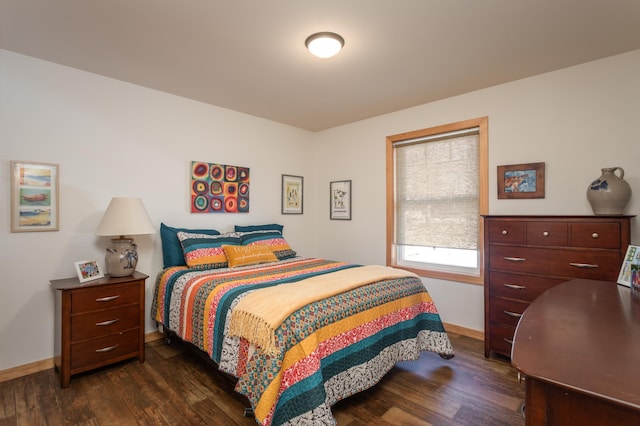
0,333,525,425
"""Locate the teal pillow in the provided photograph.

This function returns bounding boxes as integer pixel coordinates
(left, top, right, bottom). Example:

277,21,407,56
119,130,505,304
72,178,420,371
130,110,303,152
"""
234,223,284,233
160,223,220,267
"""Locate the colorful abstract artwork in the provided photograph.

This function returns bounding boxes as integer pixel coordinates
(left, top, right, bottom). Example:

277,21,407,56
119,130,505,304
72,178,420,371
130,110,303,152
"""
191,161,250,213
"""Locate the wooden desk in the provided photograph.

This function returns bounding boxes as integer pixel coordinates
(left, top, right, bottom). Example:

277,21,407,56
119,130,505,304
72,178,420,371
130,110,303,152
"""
512,279,640,425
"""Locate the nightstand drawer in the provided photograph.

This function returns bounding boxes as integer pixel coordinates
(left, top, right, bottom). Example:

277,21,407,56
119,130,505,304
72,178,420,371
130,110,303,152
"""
70,329,140,371
71,282,140,314
71,305,140,341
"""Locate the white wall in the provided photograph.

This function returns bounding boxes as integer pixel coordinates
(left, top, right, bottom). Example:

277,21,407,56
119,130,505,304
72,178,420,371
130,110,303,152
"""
0,50,315,372
312,50,640,332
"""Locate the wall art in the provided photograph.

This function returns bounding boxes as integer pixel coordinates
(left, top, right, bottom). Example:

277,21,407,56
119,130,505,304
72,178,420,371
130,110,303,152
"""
191,161,250,213
497,162,545,199
281,174,303,214
330,180,352,220
10,160,59,232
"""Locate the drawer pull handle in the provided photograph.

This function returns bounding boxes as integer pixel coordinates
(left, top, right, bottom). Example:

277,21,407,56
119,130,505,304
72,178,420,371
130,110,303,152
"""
504,338,514,345
501,230,508,235
503,256,526,262
95,295,120,302
569,262,599,269
95,344,119,353
96,319,119,326
542,231,549,237
504,310,523,318
592,233,599,239
504,284,527,290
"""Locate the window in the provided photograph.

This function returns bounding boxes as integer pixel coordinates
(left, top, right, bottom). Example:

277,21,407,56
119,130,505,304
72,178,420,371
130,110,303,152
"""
386,117,488,285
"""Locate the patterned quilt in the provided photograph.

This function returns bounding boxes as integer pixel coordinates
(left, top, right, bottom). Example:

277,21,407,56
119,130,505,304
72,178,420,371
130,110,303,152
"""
151,257,454,425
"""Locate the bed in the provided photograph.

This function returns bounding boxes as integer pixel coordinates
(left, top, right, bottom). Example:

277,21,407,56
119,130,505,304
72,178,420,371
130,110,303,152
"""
151,224,454,425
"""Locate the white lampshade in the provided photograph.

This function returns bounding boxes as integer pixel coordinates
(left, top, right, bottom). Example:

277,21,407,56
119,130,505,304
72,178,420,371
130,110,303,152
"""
96,197,156,237
305,32,345,58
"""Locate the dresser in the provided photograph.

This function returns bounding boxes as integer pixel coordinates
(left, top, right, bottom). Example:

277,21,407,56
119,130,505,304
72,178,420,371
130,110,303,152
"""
483,215,632,358
51,272,147,387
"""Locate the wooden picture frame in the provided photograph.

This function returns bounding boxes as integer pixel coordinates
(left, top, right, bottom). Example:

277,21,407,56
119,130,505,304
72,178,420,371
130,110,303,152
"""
330,180,352,220
281,174,303,214
497,162,545,199
74,260,104,283
10,160,60,232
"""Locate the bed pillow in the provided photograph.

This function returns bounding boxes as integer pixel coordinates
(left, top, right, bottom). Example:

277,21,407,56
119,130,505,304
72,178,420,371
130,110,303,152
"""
240,230,297,260
160,223,221,268
178,231,242,269
223,244,278,268
234,223,284,233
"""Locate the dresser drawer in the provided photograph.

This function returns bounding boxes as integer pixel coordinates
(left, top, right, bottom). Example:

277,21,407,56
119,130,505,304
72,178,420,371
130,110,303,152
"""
526,221,567,246
489,272,566,302
71,282,141,314
570,222,621,249
488,220,525,244
70,329,140,371
487,324,516,357
71,305,140,342
489,297,528,327
490,246,621,280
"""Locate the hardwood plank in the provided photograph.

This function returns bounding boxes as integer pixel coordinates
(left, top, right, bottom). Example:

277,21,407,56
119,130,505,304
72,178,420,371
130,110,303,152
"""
1,332,525,425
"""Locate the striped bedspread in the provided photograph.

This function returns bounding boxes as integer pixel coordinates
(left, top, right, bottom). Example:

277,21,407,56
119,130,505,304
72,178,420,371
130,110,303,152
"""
151,257,454,425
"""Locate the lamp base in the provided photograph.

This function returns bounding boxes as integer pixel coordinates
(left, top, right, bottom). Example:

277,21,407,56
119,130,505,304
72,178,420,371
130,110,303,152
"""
105,237,138,277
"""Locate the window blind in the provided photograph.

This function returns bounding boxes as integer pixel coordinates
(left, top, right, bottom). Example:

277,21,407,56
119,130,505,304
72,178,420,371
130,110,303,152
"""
394,130,479,250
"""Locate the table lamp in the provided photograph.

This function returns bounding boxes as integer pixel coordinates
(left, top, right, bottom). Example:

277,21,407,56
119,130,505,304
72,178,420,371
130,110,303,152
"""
96,197,156,277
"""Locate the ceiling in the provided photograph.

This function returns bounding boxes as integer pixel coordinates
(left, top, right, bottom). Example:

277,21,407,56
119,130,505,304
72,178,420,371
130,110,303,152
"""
1,1,640,132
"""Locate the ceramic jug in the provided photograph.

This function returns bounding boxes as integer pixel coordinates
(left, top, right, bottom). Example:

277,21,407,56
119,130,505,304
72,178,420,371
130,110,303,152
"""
586,167,632,215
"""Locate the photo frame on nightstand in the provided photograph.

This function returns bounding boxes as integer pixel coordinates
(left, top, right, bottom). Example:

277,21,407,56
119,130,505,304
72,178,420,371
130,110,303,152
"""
74,260,104,283
617,245,640,287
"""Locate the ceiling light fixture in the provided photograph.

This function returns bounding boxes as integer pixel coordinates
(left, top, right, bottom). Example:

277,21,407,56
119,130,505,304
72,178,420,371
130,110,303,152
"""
305,32,345,58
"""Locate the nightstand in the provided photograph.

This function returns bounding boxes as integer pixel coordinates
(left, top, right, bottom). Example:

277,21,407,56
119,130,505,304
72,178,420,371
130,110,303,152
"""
50,271,148,388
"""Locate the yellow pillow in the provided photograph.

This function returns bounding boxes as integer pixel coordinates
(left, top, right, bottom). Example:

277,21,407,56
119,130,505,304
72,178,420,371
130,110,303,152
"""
223,244,278,268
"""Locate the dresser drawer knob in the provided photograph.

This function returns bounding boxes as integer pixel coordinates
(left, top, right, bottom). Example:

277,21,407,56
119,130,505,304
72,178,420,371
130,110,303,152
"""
592,232,599,239
569,262,598,269
95,295,120,302
96,319,119,326
504,284,527,290
95,344,119,353
504,310,523,318
501,230,508,235
503,256,526,262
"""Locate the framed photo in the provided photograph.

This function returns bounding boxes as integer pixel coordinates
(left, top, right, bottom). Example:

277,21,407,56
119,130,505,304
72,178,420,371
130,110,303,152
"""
281,174,303,214
10,161,60,232
617,245,640,287
330,180,352,220
497,162,545,199
74,260,104,283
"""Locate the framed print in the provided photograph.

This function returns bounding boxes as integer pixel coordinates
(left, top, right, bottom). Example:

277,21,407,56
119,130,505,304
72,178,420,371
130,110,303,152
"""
10,161,59,232
330,180,352,220
497,162,545,199
74,260,104,283
281,174,303,214
191,161,250,213
617,245,640,287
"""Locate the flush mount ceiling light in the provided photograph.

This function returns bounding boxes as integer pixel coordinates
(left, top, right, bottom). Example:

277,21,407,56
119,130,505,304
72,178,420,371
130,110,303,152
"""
305,32,345,58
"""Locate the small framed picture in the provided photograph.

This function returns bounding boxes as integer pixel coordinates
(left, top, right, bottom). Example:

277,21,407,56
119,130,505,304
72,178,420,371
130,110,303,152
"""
497,162,545,199
281,174,303,214
10,161,60,232
330,180,352,220
617,245,640,287
75,260,104,283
